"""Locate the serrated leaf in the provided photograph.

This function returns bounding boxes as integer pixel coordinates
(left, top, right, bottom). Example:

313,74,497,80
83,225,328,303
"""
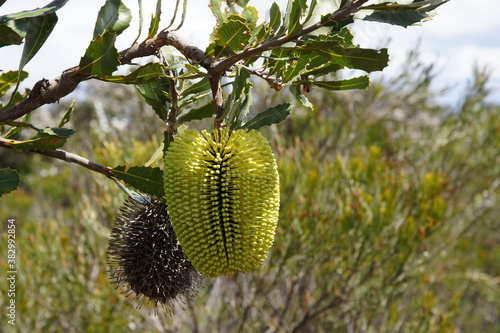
93,0,132,38
79,32,121,77
302,0,342,36
295,41,389,72
290,84,313,110
360,0,448,27
283,53,311,83
178,100,214,123
148,0,161,38
0,0,69,23
284,0,307,37
2,111,32,139
3,130,72,151
135,78,170,121
57,100,75,127
212,15,251,57
242,5,259,30
295,75,370,90
301,54,342,76
209,0,225,24
19,13,58,74
267,49,291,76
0,71,28,97
97,63,164,84
241,103,292,130
269,2,281,34
112,165,164,198
0,24,23,47
0,168,21,197
181,76,210,97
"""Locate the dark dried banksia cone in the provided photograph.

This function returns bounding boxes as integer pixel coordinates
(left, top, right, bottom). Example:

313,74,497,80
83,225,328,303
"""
164,128,280,278
107,194,202,314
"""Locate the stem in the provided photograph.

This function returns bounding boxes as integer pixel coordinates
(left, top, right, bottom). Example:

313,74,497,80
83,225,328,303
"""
209,73,225,130
0,138,113,178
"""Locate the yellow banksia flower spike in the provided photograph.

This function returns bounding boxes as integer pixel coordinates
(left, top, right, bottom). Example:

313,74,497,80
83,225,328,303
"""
164,128,280,278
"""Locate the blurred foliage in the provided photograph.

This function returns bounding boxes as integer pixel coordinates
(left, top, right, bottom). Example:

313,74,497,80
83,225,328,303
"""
1,52,499,332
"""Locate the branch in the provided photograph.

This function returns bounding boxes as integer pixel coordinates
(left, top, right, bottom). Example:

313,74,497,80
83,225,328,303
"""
211,0,370,75
210,73,225,130
0,138,113,178
0,31,206,123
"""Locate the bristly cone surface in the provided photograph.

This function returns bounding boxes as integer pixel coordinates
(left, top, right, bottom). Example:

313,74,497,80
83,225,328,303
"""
164,129,280,278
107,195,202,314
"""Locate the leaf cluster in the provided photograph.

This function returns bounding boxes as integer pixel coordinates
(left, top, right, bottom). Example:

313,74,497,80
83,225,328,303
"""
0,0,448,197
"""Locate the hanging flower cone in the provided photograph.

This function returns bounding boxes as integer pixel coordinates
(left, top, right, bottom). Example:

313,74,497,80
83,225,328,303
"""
164,129,280,278
108,195,202,314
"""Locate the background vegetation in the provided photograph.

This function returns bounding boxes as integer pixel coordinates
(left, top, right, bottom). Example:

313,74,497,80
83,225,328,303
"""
1,49,499,331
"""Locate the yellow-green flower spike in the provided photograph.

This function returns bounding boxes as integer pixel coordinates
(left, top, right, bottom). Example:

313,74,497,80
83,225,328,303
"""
164,129,280,278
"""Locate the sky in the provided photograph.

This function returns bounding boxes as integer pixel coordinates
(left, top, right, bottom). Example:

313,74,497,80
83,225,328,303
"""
1,0,499,106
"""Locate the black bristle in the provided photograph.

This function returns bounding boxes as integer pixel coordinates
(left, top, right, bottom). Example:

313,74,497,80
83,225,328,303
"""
107,195,203,315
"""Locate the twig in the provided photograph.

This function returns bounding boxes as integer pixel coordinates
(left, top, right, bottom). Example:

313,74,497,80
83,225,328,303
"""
240,65,284,92
0,138,113,178
0,31,206,123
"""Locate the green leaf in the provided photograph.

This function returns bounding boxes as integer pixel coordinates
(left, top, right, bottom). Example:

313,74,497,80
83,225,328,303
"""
269,2,281,34
360,1,449,27
209,0,225,24
284,0,307,37
172,0,188,31
79,32,121,77
212,15,251,57
57,100,75,128
93,0,132,38
242,5,259,30
290,84,313,110
302,0,343,35
224,66,252,129
135,77,171,121
2,111,32,140
3,18,29,39
0,24,23,47
301,54,342,77
112,165,164,198
145,143,164,167
294,40,389,72
148,0,161,38
0,168,21,197
283,53,311,83
3,126,74,151
241,103,292,130
0,0,69,23
295,75,370,90
178,100,214,123
19,13,58,73
136,0,143,42
0,71,28,97
181,76,210,97
96,63,164,84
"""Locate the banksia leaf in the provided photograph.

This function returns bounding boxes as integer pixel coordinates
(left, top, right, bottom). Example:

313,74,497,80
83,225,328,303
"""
164,129,280,278
108,194,202,314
